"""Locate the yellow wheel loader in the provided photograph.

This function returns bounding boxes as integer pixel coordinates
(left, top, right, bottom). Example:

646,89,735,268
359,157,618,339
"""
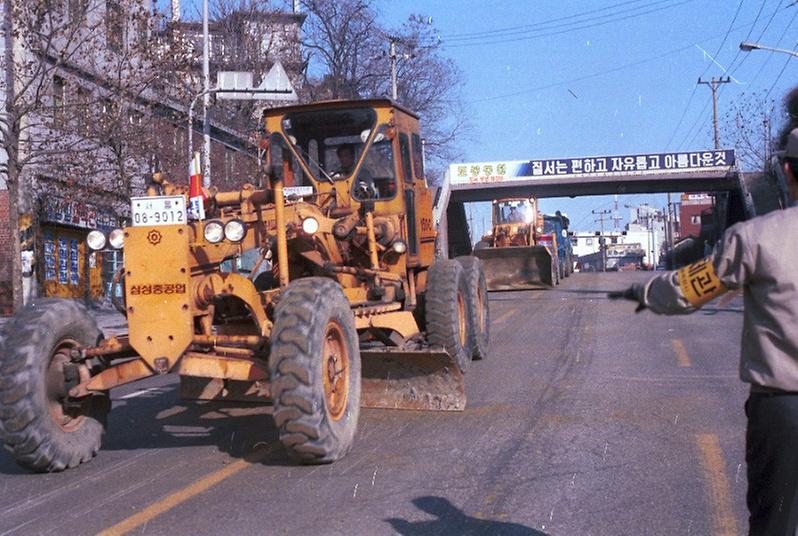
473,197,557,290
0,100,489,472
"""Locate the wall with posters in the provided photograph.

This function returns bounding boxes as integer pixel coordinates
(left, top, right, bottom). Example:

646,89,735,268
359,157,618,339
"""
38,195,123,301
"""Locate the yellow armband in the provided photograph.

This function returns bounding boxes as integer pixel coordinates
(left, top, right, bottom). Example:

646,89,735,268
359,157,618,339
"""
676,257,728,307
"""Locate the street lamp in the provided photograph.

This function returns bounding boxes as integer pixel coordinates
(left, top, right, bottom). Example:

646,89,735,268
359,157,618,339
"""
739,41,798,58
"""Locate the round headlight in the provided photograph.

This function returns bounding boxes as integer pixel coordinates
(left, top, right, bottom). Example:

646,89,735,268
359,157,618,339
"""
87,230,106,251
301,217,319,235
391,240,407,254
108,228,125,249
224,220,246,242
203,220,224,243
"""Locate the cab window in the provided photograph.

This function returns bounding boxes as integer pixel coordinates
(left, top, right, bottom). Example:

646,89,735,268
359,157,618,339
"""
399,133,413,183
351,125,397,201
411,133,424,179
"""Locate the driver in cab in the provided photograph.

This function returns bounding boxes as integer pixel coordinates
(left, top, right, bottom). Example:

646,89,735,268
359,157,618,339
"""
336,144,377,199
508,206,524,223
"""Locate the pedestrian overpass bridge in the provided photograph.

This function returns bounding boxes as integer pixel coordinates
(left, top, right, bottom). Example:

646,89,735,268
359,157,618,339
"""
434,148,787,257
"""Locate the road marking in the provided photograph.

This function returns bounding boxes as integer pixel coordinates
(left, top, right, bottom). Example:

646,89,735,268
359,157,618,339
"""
97,443,277,536
695,434,738,536
493,309,515,325
671,339,692,368
118,387,163,400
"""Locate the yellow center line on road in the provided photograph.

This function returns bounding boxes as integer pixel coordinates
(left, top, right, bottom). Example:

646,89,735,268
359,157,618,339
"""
671,339,692,368
97,443,277,536
695,434,739,536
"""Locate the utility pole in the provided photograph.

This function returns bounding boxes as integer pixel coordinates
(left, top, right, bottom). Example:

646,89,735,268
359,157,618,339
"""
202,0,211,187
611,195,623,231
389,38,398,100
697,76,731,150
592,209,611,272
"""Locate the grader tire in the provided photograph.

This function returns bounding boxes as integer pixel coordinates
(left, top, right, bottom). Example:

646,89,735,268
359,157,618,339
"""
455,256,490,361
425,259,472,373
269,278,361,464
0,299,109,472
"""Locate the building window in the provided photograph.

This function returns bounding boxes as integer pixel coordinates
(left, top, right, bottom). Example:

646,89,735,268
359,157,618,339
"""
691,215,701,224
128,109,143,127
586,238,593,246
224,147,235,182
106,0,126,51
52,75,66,127
75,86,91,135
174,127,186,156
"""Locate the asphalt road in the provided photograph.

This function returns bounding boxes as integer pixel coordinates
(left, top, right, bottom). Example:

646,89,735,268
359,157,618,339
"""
0,272,748,536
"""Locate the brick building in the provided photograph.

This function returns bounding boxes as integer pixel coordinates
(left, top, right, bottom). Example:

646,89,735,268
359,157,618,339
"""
679,193,714,238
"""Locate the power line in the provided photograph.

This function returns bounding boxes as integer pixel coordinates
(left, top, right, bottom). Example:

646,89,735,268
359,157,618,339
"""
724,0,771,77
441,0,697,49
469,42,697,104
440,0,653,40
440,0,679,45
665,0,744,150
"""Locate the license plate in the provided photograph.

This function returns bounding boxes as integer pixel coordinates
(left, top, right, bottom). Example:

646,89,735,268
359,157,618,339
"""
130,196,187,227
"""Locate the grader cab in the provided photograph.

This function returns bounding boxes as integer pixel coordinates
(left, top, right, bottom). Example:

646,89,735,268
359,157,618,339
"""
0,99,489,472
473,197,557,290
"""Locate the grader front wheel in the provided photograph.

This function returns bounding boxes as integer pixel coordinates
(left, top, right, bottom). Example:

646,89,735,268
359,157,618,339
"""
0,299,109,472
269,278,361,464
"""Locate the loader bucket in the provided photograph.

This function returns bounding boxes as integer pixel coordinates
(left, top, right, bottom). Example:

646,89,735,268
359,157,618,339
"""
360,348,466,411
474,245,554,290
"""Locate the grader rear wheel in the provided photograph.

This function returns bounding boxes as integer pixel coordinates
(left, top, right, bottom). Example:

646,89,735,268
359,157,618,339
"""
0,299,109,472
269,277,361,464
425,259,473,373
456,256,490,361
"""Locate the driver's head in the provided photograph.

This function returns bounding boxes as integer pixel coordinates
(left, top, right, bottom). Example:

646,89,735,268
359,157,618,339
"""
337,144,355,171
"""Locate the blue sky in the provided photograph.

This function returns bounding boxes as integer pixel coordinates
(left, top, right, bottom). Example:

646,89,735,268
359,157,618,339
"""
171,1,797,236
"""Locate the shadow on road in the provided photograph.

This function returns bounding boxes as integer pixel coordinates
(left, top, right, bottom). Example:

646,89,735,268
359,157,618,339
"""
101,384,294,464
385,496,546,536
0,383,295,474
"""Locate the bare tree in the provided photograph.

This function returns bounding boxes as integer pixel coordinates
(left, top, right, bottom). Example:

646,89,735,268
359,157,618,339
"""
299,0,382,100
298,1,467,183
381,14,468,179
0,0,187,310
720,90,781,172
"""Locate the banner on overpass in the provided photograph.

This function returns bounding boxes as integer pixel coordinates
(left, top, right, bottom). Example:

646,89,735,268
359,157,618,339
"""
450,149,735,185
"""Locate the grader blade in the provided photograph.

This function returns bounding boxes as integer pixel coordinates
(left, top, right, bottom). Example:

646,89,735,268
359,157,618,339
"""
360,348,466,411
474,245,554,290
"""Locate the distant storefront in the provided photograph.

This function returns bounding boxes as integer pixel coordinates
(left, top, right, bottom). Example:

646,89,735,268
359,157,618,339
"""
38,194,126,301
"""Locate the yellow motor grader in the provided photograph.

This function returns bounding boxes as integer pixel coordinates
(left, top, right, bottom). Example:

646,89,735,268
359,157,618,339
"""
0,99,489,472
473,197,557,290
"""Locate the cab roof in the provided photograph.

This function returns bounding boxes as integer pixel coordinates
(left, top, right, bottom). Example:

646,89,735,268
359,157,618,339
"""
262,98,420,120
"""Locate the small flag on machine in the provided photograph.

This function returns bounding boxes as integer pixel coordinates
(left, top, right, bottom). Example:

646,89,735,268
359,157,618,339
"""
188,152,206,220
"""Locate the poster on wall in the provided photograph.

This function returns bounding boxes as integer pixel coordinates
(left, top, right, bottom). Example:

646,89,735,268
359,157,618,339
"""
57,239,68,284
69,240,79,285
43,231,56,281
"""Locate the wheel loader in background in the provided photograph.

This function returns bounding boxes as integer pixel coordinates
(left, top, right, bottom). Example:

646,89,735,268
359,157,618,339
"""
473,197,558,290
0,99,490,472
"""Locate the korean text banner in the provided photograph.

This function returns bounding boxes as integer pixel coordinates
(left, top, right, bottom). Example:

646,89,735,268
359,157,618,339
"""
450,149,735,185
